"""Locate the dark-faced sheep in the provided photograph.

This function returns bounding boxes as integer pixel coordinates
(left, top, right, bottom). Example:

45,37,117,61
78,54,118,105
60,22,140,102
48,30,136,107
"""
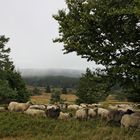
107,109,134,123
46,107,61,119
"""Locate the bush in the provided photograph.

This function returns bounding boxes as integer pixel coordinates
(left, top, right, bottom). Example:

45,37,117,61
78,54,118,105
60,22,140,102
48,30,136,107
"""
50,90,61,104
76,68,109,104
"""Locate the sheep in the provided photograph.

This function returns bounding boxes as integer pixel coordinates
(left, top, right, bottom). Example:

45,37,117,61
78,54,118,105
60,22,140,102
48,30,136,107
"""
117,104,133,112
24,108,46,118
8,101,32,112
47,104,60,110
46,107,61,119
98,108,109,120
75,108,88,120
68,104,80,110
29,104,46,110
88,108,97,119
80,103,87,108
107,109,134,123
108,105,118,110
121,114,140,129
58,112,72,120
59,103,68,110
92,103,102,108
131,112,140,117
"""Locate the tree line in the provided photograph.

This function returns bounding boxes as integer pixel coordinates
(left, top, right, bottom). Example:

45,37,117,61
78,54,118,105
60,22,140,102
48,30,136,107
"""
23,76,79,88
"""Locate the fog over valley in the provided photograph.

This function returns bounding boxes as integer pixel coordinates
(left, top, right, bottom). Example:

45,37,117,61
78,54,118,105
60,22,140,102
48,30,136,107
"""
20,68,85,78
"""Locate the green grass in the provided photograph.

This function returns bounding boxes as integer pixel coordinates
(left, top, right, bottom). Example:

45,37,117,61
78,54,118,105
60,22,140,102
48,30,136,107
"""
0,111,140,140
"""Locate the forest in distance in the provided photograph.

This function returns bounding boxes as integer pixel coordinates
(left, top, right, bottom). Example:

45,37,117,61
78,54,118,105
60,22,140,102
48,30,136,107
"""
23,75,79,88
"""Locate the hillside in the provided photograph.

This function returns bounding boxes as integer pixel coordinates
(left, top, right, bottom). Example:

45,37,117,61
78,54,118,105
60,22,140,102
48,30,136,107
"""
19,68,85,78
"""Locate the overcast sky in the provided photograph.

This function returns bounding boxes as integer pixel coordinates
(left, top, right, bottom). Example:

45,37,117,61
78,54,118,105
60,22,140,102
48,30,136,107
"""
0,0,98,70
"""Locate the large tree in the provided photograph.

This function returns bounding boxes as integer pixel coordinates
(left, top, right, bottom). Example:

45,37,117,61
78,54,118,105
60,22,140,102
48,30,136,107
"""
53,0,140,101
0,35,29,103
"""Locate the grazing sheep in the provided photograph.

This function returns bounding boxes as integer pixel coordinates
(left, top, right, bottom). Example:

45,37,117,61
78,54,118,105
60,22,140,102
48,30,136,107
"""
131,112,140,117
75,108,88,120
47,105,60,110
58,112,72,120
98,108,109,120
68,104,80,110
80,103,87,108
107,109,134,123
29,104,46,110
121,114,140,129
8,101,32,112
24,108,46,117
46,107,61,119
117,104,133,112
59,103,68,110
88,108,97,119
92,103,101,108
108,105,118,110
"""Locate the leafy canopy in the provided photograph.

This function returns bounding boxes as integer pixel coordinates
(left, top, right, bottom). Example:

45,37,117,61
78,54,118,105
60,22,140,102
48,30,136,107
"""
53,0,140,101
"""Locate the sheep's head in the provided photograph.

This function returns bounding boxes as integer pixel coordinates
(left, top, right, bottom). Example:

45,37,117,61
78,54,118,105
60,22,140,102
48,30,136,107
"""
27,101,33,105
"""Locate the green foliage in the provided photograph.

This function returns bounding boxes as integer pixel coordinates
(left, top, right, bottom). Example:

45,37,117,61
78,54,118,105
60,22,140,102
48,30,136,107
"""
53,0,140,102
0,35,29,103
45,85,51,93
6,71,30,102
0,80,17,104
0,36,14,71
23,76,79,88
50,90,61,103
76,68,109,104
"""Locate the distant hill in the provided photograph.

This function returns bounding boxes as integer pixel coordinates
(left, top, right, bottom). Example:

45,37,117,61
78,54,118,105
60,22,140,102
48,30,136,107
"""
19,68,85,78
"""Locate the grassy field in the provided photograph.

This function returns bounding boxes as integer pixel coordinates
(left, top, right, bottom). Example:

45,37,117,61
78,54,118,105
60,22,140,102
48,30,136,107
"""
0,111,140,140
31,93,78,104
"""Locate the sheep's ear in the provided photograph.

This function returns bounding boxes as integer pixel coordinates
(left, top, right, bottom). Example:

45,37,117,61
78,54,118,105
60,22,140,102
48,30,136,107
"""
28,101,33,105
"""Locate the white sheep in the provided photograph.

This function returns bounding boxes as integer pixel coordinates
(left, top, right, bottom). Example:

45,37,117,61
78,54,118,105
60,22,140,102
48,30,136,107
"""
58,112,72,120
88,108,97,119
68,104,80,110
108,105,118,110
92,103,101,107
24,108,46,118
47,105,59,110
8,101,32,112
98,108,109,120
29,104,46,110
121,114,140,129
80,103,87,108
75,108,88,120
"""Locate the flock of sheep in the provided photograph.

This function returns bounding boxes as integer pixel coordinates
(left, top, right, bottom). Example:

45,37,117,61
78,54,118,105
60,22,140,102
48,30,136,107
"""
1,101,140,129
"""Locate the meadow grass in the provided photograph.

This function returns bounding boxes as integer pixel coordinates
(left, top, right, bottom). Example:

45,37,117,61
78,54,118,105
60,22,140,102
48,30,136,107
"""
0,111,140,140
